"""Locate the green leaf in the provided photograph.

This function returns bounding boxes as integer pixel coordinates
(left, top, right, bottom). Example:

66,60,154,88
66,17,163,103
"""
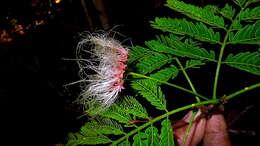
146,34,216,61
232,20,243,30
136,52,171,75
239,6,260,21
67,133,111,146
229,20,260,45
131,79,167,111
93,117,125,135
185,59,206,69
133,132,149,146
220,4,235,20
119,139,131,146
233,0,247,7
160,118,175,146
145,126,160,145
120,96,149,119
101,105,132,123
129,46,153,64
225,51,260,75
166,0,225,29
151,18,221,44
150,65,179,84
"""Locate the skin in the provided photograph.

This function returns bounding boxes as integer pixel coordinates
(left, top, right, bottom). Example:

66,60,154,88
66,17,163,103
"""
173,105,232,146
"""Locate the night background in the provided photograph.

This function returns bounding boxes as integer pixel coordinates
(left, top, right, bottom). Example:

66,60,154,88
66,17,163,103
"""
0,0,258,145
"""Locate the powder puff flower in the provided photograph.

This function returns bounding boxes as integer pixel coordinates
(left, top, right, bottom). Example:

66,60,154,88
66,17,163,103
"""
76,33,129,109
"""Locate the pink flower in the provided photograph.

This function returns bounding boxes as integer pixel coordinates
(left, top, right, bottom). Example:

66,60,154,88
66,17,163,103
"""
76,33,129,109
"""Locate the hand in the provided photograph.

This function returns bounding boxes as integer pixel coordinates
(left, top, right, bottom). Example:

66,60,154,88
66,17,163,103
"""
173,105,232,146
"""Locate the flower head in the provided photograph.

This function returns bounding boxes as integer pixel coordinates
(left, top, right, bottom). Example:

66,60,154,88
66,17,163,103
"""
76,33,129,109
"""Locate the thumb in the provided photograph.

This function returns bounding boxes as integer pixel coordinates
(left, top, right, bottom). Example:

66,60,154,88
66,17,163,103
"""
203,105,232,146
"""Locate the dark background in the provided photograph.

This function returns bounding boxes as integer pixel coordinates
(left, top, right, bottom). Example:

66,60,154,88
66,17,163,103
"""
0,0,258,145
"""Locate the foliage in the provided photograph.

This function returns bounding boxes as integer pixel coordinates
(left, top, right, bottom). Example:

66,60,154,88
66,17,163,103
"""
67,0,260,145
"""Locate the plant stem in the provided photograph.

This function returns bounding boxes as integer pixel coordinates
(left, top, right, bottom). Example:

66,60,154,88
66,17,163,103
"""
212,7,243,99
129,72,209,100
111,82,260,145
182,111,197,146
226,82,260,100
111,99,219,145
175,58,200,102
213,30,230,99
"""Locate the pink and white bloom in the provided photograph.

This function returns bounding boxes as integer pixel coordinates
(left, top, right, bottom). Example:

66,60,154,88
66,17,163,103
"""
76,33,129,109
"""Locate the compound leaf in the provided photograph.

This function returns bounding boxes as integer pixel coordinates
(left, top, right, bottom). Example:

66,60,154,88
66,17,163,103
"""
150,65,179,85
225,51,260,75
136,52,171,75
151,18,220,44
166,0,225,29
133,132,149,146
229,20,260,45
145,126,160,146
101,105,132,124
160,118,175,146
120,96,149,119
131,79,167,111
146,34,216,61
239,6,260,21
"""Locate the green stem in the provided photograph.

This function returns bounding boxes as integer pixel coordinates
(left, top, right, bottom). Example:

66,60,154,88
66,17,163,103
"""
129,72,209,100
213,32,230,99
182,111,197,146
175,58,200,102
111,99,219,145
111,82,260,145
213,7,243,99
226,82,260,100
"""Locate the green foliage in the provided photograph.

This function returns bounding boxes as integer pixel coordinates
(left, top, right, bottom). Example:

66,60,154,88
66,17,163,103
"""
185,59,206,69
166,0,225,29
151,18,221,44
229,20,260,45
150,65,179,84
128,46,152,64
120,96,149,119
136,52,171,75
160,118,175,146
220,4,236,20
225,51,260,75
239,6,260,21
133,132,149,146
100,104,133,124
146,34,216,61
67,117,123,146
234,0,247,7
131,79,167,111
67,0,260,145
145,126,160,145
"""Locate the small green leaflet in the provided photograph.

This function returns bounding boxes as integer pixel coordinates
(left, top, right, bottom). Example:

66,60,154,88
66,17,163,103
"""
67,133,111,146
160,118,175,146
185,59,206,69
239,6,260,21
229,20,260,45
101,105,132,123
131,79,167,111
145,126,160,145
133,132,149,146
225,51,260,75
136,52,171,75
145,34,216,61
128,46,153,64
220,4,235,20
150,65,179,85
151,18,220,44
121,96,149,119
166,0,225,29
